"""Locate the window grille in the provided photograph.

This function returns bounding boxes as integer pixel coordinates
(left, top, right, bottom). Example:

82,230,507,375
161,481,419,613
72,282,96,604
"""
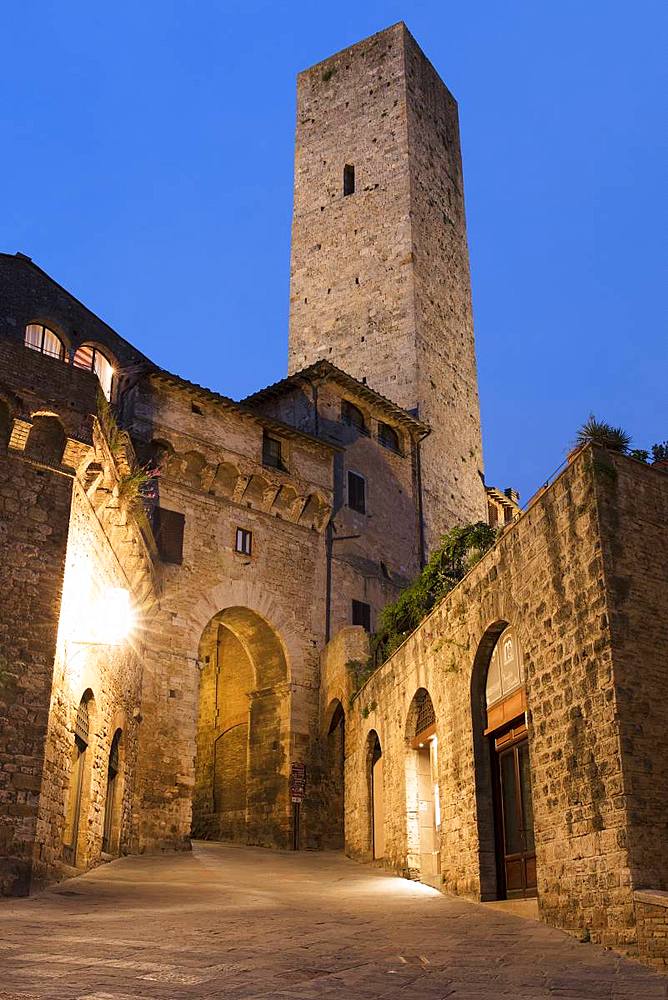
74,698,90,747
414,690,436,737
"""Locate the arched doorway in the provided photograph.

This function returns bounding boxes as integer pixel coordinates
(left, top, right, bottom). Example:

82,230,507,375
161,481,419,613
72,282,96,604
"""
192,607,290,848
62,689,94,866
102,728,122,855
323,699,345,849
472,623,536,899
367,730,385,860
405,688,440,883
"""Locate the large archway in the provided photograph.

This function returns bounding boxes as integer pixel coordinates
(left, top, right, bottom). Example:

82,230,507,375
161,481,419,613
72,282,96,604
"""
192,607,291,849
471,622,536,900
404,688,440,884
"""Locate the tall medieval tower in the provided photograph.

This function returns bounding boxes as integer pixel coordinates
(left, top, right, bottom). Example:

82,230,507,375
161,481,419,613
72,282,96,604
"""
288,23,487,552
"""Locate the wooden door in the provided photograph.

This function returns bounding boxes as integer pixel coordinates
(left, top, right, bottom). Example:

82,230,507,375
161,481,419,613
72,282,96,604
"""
62,739,86,866
496,736,536,897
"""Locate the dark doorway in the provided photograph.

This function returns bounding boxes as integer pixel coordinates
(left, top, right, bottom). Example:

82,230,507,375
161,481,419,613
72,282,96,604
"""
368,730,385,860
102,728,122,854
324,700,345,849
62,693,92,866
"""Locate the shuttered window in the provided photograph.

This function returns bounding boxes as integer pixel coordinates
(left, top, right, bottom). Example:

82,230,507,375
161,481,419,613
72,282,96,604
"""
153,507,185,564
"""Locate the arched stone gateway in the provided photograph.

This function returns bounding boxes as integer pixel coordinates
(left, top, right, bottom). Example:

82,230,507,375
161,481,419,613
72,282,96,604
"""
471,622,536,900
192,607,291,849
404,688,440,884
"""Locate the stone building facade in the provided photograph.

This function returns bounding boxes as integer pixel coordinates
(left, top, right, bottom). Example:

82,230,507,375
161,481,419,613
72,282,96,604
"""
0,20,665,973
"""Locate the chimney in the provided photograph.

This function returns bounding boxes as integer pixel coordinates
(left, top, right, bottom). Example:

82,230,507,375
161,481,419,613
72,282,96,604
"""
504,487,520,505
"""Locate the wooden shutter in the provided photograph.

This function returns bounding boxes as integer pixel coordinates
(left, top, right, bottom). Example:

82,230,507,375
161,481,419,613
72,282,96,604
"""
153,507,185,565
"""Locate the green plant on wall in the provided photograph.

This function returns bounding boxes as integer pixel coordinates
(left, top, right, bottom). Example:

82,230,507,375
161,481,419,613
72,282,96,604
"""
97,390,159,513
574,415,631,453
370,521,497,668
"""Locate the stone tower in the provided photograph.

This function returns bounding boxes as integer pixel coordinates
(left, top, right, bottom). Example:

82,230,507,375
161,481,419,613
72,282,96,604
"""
288,22,486,552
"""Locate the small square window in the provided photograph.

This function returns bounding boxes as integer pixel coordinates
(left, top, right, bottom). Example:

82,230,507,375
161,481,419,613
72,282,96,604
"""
347,471,366,514
352,599,371,631
235,527,252,556
262,432,286,471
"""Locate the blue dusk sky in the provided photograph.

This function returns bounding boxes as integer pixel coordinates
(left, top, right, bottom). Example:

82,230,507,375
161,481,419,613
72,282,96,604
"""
0,1,665,502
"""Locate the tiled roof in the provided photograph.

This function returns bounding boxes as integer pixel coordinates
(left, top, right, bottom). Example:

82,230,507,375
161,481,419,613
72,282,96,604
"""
243,359,430,434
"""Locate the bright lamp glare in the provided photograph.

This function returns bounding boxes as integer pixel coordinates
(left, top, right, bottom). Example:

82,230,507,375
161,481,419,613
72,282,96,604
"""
95,587,134,644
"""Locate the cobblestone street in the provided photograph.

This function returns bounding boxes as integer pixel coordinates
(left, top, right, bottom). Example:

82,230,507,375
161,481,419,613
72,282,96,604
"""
0,842,665,999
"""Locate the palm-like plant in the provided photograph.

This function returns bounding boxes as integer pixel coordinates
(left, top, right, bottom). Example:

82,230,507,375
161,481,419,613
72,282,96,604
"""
575,415,631,453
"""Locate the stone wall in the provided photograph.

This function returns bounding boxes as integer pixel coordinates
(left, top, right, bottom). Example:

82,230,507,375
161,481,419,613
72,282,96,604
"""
129,374,334,852
0,449,73,894
288,23,486,548
247,373,422,635
635,891,668,971
33,476,149,884
329,447,667,959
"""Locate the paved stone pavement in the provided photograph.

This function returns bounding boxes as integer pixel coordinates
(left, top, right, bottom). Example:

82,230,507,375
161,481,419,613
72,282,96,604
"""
0,842,665,1000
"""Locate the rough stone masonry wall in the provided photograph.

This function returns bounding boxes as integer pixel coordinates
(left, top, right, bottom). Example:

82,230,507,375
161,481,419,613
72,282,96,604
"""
403,28,486,541
595,454,668,895
288,23,486,549
0,449,73,894
288,24,416,406
334,447,667,957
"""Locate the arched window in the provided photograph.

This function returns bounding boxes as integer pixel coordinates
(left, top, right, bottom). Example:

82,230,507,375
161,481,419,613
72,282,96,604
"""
485,626,524,711
378,422,400,453
341,399,366,433
24,324,65,361
74,344,114,400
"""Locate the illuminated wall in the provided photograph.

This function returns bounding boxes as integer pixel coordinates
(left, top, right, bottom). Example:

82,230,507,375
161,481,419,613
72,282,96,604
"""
34,476,146,880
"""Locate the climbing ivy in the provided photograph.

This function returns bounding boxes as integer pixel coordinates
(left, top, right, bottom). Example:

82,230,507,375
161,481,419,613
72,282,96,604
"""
370,521,498,667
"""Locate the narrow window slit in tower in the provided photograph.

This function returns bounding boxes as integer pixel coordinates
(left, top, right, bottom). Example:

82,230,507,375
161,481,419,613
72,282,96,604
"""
343,164,355,196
